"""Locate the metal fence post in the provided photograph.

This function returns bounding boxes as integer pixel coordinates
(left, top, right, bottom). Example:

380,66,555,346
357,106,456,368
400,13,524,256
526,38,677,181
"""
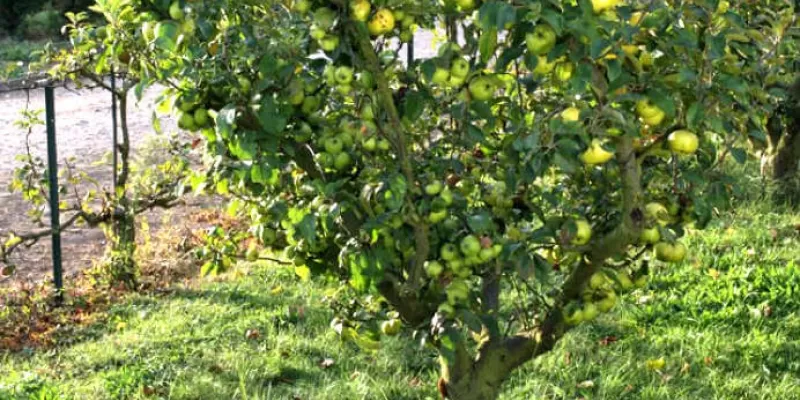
44,87,63,303
111,69,119,234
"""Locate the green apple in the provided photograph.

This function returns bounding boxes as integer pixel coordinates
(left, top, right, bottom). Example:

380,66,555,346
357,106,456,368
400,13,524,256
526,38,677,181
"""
635,99,663,120
316,151,334,168
350,0,371,21
446,280,470,304
525,24,556,55
639,226,661,244
425,261,444,278
334,66,354,85
335,84,352,95
591,0,621,13
441,243,458,261
448,74,466,88
617,273,634,290
478,247,495,262
319,35,340,51
178,112,197,131
194,108,210,127
456,0,476,11
401,15,415,28
381,319,402,336
440,187,454,206
561,107,581,122
425,181,443,195
642,109,666,126
169,1,185,20
310,26,327,40
655,242,687,263
288,85,305,106
238,76,252,93
428,209,448,224
645,202,670,226
368,8,395,36
324,137,344,154
360,103,375,120
399,30,413,43
334,152,352,170
430,68,449,86
532,55,556,75
563,307,585,325
582,303,600,321
667,130,699,155
301,95,320,114
246,242,259,261
293,0,310,14
589,272,607,289
468,76,495,101
362,137,377,151
572,219,592,245
450,57,470,79
313,7,337,30
377,138,391,150
460,235,481,256
580,140,614,165
554,61,574,82
596,292,617,312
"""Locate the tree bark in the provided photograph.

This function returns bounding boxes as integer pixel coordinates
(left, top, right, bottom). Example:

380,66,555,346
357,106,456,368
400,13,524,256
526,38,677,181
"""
761,77,800,200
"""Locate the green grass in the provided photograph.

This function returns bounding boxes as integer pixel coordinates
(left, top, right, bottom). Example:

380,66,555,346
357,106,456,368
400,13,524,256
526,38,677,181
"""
1,202,798,400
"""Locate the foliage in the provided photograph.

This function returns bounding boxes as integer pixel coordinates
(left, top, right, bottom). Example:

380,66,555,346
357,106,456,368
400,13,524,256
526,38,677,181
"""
14,0,800,396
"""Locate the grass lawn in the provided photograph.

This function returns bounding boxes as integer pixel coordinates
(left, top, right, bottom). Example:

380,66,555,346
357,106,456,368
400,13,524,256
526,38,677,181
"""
0,202,798,400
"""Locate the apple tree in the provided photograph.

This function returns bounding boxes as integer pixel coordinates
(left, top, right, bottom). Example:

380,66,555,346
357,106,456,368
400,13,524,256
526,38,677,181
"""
68,0,784,397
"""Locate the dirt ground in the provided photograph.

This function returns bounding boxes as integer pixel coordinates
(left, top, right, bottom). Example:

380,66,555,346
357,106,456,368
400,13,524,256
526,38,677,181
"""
0,84,214,286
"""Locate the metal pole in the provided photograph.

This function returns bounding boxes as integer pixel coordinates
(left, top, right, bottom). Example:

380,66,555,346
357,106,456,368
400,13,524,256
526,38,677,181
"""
111,68,118,193
44,87,63,303
407,34,414,64
111,68,119,235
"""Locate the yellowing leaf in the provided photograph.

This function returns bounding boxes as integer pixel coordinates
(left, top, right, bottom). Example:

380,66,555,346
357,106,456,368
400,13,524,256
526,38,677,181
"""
295,265,311,281
707,269,720,279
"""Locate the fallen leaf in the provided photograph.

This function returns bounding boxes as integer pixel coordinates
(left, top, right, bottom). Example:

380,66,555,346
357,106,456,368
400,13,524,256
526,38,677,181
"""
564,351,571,365
707,269,720,279
680,362,691,374
350,371,361,380
576,380,594,389
319,358,335,369
245,328,260,340
704,356,713,366
769,229,778,241
408,376,423,387
624,384,634,392
599,336,618,346
763,305,773,317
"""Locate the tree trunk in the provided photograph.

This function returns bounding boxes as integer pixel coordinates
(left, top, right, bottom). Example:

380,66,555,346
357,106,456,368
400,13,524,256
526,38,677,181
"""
760,77,800,201
444,373,504,400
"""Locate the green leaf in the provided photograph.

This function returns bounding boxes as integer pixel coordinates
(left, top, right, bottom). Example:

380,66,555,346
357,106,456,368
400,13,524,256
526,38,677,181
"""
216,105,237,139
686,101,703,130
296,214,317,245
479,27,498,63
730,147,747,164
401,91,426,121
257,96,288,135
467,212,493,233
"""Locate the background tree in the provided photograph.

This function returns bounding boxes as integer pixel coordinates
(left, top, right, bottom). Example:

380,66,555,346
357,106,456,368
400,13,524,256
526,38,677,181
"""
38,0,797,398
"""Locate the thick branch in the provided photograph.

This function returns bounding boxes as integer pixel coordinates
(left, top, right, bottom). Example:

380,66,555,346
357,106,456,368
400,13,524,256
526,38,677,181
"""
453,136,645,387
347,22,430,287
